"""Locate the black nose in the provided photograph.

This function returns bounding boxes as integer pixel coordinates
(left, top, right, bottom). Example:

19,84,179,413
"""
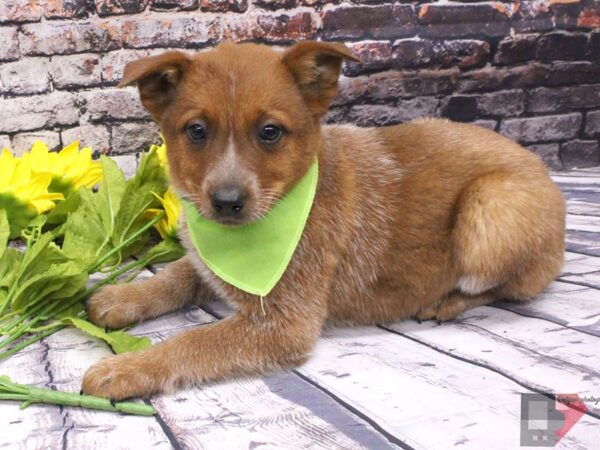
211,187,245,215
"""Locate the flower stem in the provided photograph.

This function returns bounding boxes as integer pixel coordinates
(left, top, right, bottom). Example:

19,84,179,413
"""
0,376,155,416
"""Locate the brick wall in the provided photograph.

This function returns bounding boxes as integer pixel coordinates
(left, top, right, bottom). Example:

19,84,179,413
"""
1,0,599,170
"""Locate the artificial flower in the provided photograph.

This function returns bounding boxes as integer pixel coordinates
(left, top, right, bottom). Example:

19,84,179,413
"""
0,148,64,237
145,188,181,240
28,141,102,194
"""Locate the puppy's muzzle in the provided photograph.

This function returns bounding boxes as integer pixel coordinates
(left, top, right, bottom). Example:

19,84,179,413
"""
210,185,246,217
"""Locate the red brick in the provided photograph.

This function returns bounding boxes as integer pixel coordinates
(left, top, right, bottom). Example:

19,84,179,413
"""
200,0,247,12
536,31,588,61
150,0,198,11
95,0,149,16
393,39,489,69
417,3,509,38
121,15,219,48
494,34,537,65
0,0,42,23
321,5,415,40
458,64,548,93
42,0,91,19
101,49,155,85
223,12,316,42
255,0,295,10
513,1,553,33
19,19,121,55
344,41,392,76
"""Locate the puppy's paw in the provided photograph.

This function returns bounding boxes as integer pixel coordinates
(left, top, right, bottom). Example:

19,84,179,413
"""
82,352,160,400
87,284,143,329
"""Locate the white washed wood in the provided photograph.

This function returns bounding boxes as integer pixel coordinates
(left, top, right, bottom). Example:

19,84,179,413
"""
297,326,598,450
132,309,388,450
562,252,600,276
498,281,600,334
0,342,66,450
42,328,173,450
566,214,600,233
385,307,600,415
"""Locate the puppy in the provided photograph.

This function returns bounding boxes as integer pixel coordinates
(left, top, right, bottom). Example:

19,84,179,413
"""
82,41,565,400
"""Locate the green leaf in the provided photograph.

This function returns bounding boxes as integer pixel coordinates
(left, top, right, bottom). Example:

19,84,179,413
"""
0,248,23,289
62,208,108,269
0,210,9,261
44,190,81,227
143,239,185,266
61,317,151,354
111,149,167,261
97,156,126,238
11,262,87,311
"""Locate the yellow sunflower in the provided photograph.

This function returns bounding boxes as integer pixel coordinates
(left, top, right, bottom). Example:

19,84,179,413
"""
0,148,64,238
145,188,181,240
28,141,102,195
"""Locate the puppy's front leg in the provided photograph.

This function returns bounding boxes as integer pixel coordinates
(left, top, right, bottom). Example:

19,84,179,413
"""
81,300,326,400
87,256,210,329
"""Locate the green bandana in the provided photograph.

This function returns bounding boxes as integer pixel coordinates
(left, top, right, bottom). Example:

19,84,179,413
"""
181,160,318,297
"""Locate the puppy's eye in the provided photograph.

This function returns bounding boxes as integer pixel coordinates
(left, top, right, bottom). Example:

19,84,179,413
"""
186,123,206,143
259,124,282,143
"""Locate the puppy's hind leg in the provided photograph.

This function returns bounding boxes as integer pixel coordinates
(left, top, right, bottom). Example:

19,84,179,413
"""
87,256,212,329
450,171,565,316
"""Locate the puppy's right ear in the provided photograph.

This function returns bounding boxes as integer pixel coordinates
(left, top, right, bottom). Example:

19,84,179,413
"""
118,51,192,122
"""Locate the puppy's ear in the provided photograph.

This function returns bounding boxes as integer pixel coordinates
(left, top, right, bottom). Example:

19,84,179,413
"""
282,41,360,117
118,51,192,122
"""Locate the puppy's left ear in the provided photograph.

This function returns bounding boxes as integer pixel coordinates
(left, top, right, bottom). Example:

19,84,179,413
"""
282,41,360,118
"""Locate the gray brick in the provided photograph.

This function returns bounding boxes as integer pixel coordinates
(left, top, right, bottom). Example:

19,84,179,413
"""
0,58,51,95
477,90,526,117
50,54,102,89
472,120,497,131
561,140,600,169
111,122,160,155
348,98,438,126
110,154,138,179
101,49,155,85
584,110,600,136
528,85,600,113
0,92,79,133
0,27,19,61
0,135,11,149
500,114,582,143
11,131,61,156
80,87,149,122
61,123,111,155
528,143,562,170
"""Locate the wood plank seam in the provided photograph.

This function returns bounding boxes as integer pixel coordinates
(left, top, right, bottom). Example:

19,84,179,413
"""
376,324,600,422
199,301,414,449
489,304,600,338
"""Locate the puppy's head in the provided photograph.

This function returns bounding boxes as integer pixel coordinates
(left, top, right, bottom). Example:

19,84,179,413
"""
120,41,358,225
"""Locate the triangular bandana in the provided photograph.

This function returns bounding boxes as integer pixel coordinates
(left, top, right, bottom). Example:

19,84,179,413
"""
181,160,318,296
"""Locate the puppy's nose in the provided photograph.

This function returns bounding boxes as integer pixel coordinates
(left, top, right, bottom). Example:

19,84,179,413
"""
211,187,245,216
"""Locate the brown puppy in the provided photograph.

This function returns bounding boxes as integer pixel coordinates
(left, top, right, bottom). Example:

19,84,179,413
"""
82,41,565,400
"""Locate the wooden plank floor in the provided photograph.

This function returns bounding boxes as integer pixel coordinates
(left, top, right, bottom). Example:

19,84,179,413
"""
1,168,599,450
